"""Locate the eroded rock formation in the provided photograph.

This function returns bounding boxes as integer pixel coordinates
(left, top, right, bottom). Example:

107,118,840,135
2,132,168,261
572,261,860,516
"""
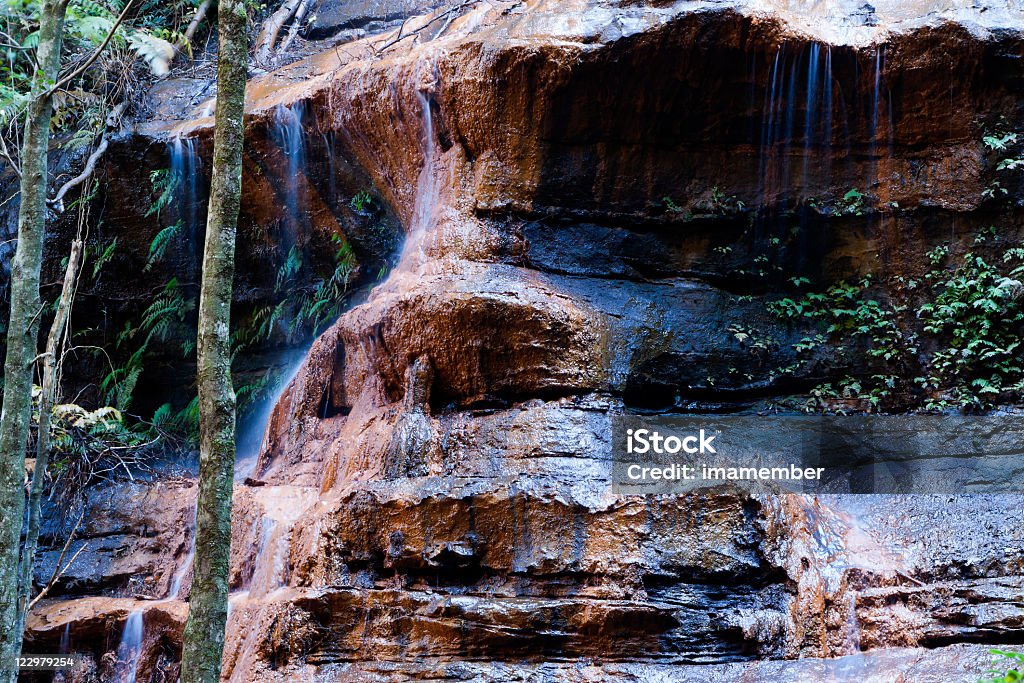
22,0,1024,681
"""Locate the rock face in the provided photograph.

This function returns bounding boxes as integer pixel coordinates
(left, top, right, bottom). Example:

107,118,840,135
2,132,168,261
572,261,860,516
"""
22,1,1024,681
0,87,402,417
305,0,448,40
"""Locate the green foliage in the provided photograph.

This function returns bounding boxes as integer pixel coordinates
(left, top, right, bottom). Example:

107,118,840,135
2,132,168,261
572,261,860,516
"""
0,0,209,157
349,189,374,214
102,278,195,411
768,275,911,411
662,187,745,219
145,221,182,271
728,324,777,355
242,234,358,348
152,396,199,439
662,196,684,216
838,188,866,216
36,389,162,498
275,244,303,292
146,168,179,218
980,650,1024,683
916,248,1024,410
89,237,118,280
982,121,1023,200
770,232,1024,412
699,186,745,214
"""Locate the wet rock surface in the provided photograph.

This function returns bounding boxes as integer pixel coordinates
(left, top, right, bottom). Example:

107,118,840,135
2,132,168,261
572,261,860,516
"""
20,0,1024,681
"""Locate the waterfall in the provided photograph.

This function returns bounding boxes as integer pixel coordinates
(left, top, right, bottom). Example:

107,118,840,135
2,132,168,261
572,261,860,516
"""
272,104,307,245
870,47,884,172
167,501,197,599
234,346,310,480
115,610,144,683
168,136,205,274
761,42,843,207
823,46,833,183
843,590,861,653
394,89,439,273
322,130,338,208
758,45,783,205
244,515,291,598
802,43,821,192
780,47,799,196
59,623,70,653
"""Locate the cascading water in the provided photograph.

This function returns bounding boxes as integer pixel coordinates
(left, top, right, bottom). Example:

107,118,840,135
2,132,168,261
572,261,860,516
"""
870,47,885,177
272,104,307,245
234,346,310,480
842,590,862,654
322,130,338,208
245,516,290,597
167,501,197,599
59,623,70,654
760,42,838,207
758,45,784,206
393,89,439,274
168,136,206,273
115,609,144,683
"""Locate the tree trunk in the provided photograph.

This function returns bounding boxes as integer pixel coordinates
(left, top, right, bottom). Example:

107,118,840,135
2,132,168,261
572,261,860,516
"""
12,239,82,650
0,2,68,678
179,0,247,680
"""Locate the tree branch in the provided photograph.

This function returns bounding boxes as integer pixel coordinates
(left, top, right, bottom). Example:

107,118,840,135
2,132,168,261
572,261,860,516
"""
278,0,312,53
0,134,20,178
371,1,482,56
48,136,107,209
27,511,84,610
44,0,137,98
183,0,213,45
254,0,302,64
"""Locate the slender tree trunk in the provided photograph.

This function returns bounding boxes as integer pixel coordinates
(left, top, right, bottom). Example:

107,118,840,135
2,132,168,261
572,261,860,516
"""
0,2,68,678
179,0,247,680
12,239,82,650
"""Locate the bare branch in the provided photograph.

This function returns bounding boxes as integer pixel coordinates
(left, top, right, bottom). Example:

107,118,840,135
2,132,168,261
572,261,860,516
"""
28,542,87,610
183,0,213,45
255,0,303,64
28,511,84,610
278,0,312,53
45,0,138,98
371,1,481,56
0,134,20,178
48,136,107,209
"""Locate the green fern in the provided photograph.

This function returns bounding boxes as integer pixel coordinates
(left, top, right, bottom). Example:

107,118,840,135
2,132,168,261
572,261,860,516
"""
275,245,303,292
91,237,118,280
145,221,182,271
146,168,179,219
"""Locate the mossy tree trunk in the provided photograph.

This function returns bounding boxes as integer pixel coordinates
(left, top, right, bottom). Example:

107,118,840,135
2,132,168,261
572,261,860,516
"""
0,2,69,679
12,239,82,654
179,0,247,680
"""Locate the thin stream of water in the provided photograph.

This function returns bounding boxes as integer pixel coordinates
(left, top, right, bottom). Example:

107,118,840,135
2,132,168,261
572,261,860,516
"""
115,609,144,683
